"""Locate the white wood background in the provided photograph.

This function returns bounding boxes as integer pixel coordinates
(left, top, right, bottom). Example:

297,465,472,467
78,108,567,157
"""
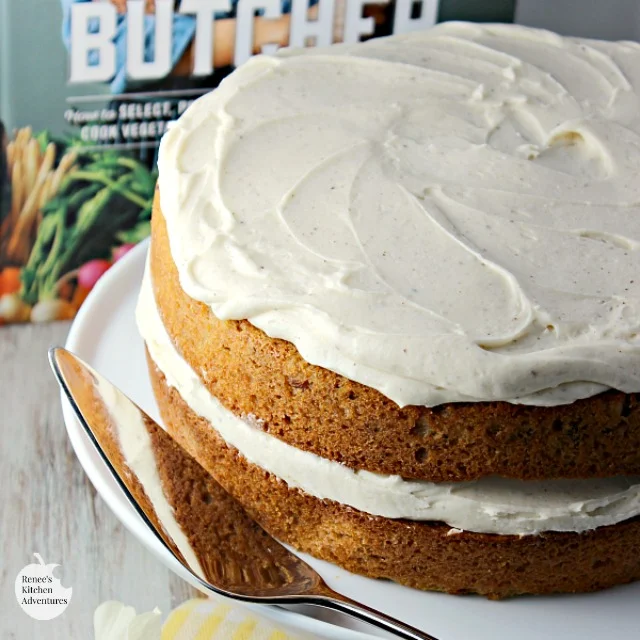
0,322,195,639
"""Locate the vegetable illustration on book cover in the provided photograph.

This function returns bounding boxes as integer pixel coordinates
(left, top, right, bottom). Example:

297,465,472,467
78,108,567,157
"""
0,0,515,324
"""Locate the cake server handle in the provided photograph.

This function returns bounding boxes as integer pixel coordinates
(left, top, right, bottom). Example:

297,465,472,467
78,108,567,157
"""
303,585,439,640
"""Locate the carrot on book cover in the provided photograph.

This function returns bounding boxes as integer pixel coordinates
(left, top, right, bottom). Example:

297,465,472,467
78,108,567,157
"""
0,124,155,324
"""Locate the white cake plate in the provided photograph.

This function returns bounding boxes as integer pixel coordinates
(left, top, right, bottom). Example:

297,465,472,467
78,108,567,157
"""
61,240,640,640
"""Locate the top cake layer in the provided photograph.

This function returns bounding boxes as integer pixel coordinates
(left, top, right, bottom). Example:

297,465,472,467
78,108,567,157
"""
158,22,640,408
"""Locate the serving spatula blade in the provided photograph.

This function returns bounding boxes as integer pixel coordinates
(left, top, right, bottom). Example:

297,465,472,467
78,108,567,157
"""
50,347,438,640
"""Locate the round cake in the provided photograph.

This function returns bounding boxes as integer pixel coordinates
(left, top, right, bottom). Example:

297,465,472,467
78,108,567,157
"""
138,22,640,598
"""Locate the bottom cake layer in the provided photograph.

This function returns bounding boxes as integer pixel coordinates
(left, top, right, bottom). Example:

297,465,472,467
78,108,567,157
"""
146,350,640,599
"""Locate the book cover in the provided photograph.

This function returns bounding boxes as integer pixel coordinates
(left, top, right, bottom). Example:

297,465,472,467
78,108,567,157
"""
0,0,516,324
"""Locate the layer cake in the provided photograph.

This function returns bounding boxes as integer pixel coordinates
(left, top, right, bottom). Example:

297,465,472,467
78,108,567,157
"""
138,22,640,598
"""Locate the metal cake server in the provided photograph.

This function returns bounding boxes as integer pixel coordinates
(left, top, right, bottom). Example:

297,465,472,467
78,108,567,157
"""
50,347,439,640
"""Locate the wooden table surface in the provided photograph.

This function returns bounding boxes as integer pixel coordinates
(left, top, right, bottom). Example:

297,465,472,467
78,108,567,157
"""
1,321,194,639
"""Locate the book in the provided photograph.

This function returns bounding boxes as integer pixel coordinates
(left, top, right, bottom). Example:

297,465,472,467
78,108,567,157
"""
0,0,515,324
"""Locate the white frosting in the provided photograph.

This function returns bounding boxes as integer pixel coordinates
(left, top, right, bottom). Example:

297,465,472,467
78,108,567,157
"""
94,602,162,640
137,264,640,535
158,22,640,408
94,370,205,578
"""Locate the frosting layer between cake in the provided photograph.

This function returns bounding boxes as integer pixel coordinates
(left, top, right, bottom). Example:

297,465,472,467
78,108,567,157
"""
138,263,640,535
158,22,640,408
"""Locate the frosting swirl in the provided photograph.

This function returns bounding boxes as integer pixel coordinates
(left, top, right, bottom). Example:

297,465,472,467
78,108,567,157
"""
159,22,640,407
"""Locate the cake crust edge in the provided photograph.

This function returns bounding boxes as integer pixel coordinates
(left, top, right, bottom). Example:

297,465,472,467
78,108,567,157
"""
147,349,640,599
151,194,640,482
